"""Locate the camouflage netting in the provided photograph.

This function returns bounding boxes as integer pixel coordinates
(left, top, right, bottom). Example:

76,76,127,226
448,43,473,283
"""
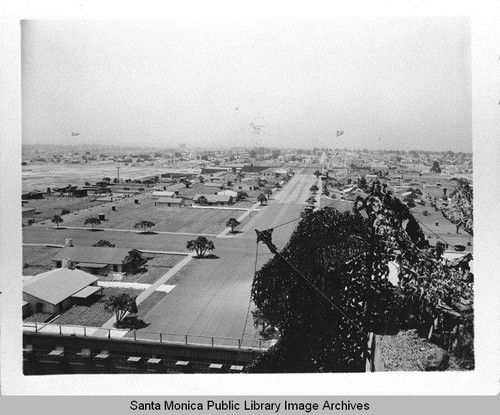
246,180,473,373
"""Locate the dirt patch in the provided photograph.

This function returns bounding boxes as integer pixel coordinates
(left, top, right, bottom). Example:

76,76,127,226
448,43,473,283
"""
376,329,464,371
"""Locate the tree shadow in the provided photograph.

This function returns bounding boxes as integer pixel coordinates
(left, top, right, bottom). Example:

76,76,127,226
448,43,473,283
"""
89,228,104,232
138,231,158,235
230,230,242,235
116,316,150,330
54,227,67,230
195,254,220,259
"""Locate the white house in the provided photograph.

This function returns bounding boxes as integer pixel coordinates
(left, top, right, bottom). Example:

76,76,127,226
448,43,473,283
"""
23,268,101,315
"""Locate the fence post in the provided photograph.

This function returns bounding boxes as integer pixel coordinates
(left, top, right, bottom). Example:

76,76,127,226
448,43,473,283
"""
84,326,86,337
211,337,214,347
108,329,111,339
238,339,241,349
35,322,38,333
259,340,262,350
185,335,188,345
59,325,62,335
160,333,162,343
134,330,137,341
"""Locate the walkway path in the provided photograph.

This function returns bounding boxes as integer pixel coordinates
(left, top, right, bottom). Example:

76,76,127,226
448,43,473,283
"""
54,226,218,238
100,253,196,329
97,281,176,293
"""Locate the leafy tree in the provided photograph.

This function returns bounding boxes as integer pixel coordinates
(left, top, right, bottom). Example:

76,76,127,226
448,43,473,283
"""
184,180,192,188
134,220,156,232
314,170,321,178
27,218,35,226
186,236,215,258
248,180,473,373
93,239,115,247
236,191,248,201
357,176,367,190
257,193,268,206
84,217,101,230
226,218,240,233
441,179,473,236
104,293,138,325
309,185,319,193
275,183,282,189
122,249,145,274
431,160,442,173
265,189,273,199
51,215,63,228
61,209,71,216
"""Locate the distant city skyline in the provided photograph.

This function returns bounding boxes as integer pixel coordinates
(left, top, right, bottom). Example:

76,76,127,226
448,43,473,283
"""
22,18,471,152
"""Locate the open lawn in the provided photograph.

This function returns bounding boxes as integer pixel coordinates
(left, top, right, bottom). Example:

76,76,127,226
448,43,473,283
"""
22,245,62,276
411,202,472,249
52,287,164,327
54,197,250,234
97,253,186,284
22,195,111,223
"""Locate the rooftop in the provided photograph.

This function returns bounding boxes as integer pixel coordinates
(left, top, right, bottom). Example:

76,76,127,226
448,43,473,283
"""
52,246,131,265
23,268,98,305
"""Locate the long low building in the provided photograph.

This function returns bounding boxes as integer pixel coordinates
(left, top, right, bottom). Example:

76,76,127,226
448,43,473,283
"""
23,268,101,315
52,246,131,275
193,194,235,206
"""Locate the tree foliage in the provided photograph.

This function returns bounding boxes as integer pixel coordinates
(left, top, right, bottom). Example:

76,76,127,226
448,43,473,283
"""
257,193,267,205
247,180,473,373
134,220,156,231
441,179,473,235
431,160,442,173
93,239,115,247
104,293,138,324
122,249,145,275
226,218,240,232
51,215,63,228
84,217,101,229
186,236,215,258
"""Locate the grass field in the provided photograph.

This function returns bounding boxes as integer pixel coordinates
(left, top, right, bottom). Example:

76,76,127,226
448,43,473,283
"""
51,287,165,327
22,195,107,223
97,253,186,284
22,246,62,276
52,197,251,234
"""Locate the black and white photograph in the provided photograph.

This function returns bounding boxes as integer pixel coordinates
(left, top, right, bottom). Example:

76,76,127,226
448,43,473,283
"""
18,17,475,375
1,3,499,400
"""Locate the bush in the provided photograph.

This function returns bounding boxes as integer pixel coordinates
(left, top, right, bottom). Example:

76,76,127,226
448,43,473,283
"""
423,210,429,216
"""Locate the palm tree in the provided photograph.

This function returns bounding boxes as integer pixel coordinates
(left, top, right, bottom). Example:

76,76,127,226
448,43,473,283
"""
51,214,63,229
84,217,101,230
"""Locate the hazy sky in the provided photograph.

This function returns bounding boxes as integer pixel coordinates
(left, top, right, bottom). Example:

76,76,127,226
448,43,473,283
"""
22,18,471,151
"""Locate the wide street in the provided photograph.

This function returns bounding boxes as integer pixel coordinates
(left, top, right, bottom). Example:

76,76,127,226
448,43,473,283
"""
23,171,318,346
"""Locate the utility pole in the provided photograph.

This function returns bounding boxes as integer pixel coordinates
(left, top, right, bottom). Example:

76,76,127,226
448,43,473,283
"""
117,166,120,182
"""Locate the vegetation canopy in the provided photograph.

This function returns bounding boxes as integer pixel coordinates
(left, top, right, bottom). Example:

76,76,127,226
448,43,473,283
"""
186,236,215,258
248,180,473,372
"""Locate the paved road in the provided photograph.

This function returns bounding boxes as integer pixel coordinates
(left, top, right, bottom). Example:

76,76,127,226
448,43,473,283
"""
23,171,316,345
